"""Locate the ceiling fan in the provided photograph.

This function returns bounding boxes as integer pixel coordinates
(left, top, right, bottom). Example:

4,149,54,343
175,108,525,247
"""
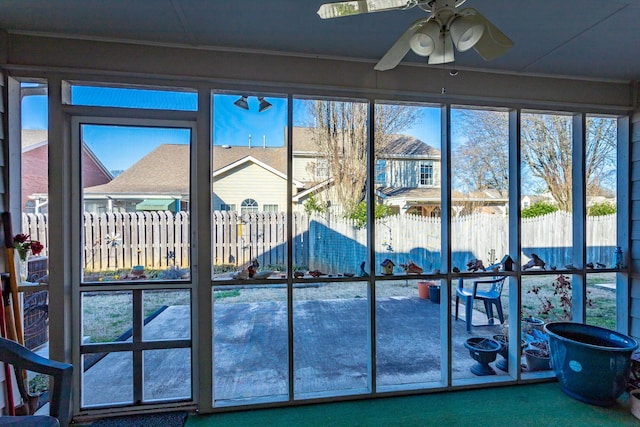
317,0,513,71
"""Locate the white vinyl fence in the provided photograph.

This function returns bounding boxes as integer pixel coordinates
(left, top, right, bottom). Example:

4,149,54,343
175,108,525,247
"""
21,211,616,273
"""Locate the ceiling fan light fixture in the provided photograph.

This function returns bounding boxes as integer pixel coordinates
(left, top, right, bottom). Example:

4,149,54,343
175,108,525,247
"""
258,97,272,112
234,95,249,110
428,33,454,64
409,19,441,57
449,14,485,52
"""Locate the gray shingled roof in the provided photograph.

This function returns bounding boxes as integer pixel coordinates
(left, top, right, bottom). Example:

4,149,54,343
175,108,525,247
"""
213,145,287,172
377,134,440,157
84,144,288,195
84,144,189,195
293,127,439,157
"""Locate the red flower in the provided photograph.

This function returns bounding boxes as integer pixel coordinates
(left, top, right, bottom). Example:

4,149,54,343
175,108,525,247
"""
30,241,44,256
13,234,43,261
13,233,30,244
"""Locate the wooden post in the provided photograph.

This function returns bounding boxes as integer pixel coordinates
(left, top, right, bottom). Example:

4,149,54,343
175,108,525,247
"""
1,212,24,346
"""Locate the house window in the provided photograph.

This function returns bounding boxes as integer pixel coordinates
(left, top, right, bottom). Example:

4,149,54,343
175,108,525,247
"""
25,200,36,214
220,203,235,211
420,162,434,186
315,159,329,180
375,159,387,186
241,198,259,214
263,204,278,212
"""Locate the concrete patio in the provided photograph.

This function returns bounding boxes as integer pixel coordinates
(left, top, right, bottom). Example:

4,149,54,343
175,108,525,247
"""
82,296,504,406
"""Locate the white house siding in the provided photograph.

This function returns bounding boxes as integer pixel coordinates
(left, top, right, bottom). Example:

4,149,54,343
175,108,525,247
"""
213,162,289,212
387,158,441,188
292,154,318,183
631,113,640,338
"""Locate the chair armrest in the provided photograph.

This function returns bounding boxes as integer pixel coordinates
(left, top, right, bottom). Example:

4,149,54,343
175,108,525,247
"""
472,277,505,297
0,337,72,426
0,337,70,377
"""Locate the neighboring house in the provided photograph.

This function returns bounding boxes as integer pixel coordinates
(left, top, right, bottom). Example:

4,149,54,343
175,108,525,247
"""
76,127,510,216
375,134,442,216
291,128,444,216
212,145,304,213
83,144,189,213
22,129,113,213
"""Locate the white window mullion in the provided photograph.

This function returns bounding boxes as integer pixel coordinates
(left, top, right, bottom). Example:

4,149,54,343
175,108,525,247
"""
572,113,586,322
195,86,213,410
440,104,451,387
508,109,522,379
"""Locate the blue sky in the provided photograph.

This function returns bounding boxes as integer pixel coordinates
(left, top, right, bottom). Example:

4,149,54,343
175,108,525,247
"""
21,87,443,172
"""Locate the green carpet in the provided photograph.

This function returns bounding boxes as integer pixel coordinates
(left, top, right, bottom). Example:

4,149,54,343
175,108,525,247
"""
185,382,639,426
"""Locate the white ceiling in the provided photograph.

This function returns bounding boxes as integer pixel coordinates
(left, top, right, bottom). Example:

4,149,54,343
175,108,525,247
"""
2,0,640,82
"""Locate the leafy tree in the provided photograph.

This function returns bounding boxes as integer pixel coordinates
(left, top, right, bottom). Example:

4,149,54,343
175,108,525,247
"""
304,101,420,216
347,201,393,229
521,201,558,218
588,202,616,216
303,193,327,216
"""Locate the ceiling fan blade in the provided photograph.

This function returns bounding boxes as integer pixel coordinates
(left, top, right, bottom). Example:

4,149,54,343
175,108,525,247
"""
374,17,430,71
460,8,513,61
317,0,412,19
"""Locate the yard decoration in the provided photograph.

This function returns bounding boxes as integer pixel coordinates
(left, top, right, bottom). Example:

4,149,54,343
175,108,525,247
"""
400,261,423,274
380,259,395,275
500,255,514,271
466,258,485,272
522,253,545,270
359,261,370,277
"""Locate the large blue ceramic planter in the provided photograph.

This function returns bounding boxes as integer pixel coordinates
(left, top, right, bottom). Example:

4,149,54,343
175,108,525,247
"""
544,322,638,406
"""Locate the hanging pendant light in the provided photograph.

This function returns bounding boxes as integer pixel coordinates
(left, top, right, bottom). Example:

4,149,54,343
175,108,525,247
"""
258,97,272,112
233,95,249,110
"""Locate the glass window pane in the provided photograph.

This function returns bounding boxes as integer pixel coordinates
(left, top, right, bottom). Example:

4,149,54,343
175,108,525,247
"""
376,279,442,389
374,102,441,274
292,97,369,276
451,107,509,273
70,84,197,110
586,116,618,269
213,285,288,403
143,290,191,341
293,281,369,397
451,275,510,382
82,291,133,343
521,275,563,379
81,124,191,283
586,272,617,329
21,81,50,352
521,112,573,270
212,93,288,275
143,349,192,401
82,351,133,407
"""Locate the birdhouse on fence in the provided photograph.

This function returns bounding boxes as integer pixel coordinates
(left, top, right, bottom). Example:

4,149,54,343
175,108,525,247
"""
501,255,514,271
381,259,395,275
